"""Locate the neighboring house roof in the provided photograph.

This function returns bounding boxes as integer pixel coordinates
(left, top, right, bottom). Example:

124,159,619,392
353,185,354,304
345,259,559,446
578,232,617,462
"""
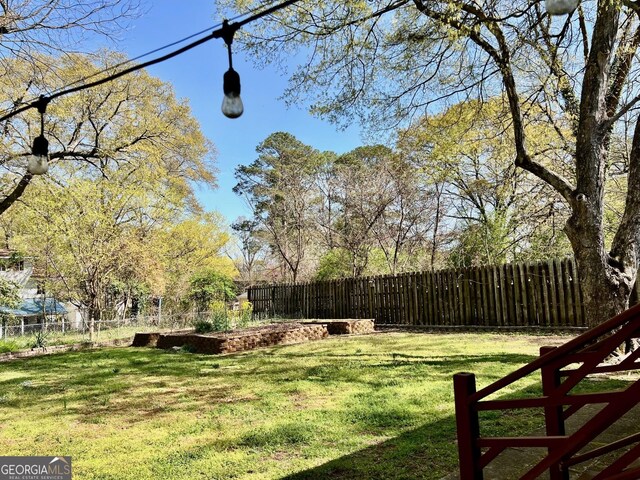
0,297,67,317
0,267,33,289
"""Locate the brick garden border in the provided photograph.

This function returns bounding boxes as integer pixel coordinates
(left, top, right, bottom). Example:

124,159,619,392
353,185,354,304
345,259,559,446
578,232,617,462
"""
134,319,376,355
0,319,377,362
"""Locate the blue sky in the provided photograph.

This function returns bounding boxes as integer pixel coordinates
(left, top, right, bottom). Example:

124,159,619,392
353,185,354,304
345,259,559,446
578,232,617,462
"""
118,1,364,224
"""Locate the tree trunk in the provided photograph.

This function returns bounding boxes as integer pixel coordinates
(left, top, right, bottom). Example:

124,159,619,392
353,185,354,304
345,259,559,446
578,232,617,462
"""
88,304,99,342
565,206,635,327
89,312,95,342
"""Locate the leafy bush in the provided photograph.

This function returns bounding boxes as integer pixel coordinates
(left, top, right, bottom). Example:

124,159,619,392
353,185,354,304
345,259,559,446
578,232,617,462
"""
188,270,236,311
32,330,49,349
235,301,253,329
210,302,231,332
193,302,231,333
193,320,215,333
0,339,20,353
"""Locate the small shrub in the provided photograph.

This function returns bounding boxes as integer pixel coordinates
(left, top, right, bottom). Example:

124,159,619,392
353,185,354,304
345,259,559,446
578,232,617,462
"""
209,302,231,332
0,339,20,353
194,320,214,333
236,302,253,329
32,330,49,349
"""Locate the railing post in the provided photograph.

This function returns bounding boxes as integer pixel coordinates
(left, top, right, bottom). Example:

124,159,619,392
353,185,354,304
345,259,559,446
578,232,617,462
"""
540,346,569,480
454,372,483,480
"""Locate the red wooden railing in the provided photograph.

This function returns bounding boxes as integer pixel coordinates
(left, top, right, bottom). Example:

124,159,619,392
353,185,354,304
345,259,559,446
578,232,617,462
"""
454,302,640,479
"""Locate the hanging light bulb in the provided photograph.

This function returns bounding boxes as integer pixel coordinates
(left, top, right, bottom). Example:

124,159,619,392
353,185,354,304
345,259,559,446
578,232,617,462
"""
545,0,579,15
27,97,49,175
219,20,243,119
222,67,243,118
27,135,49,175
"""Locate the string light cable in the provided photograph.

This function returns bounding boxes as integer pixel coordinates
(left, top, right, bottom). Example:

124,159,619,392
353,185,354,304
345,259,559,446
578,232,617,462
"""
0,0,577,126
0,0,303,124
45,24,224,98
42,0,284,99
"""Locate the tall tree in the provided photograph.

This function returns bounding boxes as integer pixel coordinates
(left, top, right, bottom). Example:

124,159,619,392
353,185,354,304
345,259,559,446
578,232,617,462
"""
5,53,218,335
372,154,439,274
0,276,21,338
219,0,640,326
230,217,267,287
234,132,322,282
1,52,217,215
0,0,139,212
321,145,404,276
398,98,572,267
147,213,235,314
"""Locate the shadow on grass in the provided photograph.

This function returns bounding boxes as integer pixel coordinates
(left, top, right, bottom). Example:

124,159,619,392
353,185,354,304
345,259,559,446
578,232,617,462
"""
283,415,460,480
1,343,631,479
279,383,633,480
0,346,538,409
280,397,554,480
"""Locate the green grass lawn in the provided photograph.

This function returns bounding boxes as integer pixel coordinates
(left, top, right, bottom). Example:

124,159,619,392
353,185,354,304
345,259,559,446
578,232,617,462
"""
0,326,144,352
0,331,620,480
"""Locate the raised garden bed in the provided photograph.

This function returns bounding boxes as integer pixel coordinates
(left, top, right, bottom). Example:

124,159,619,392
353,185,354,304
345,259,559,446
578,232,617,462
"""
301,319,375,335
132,319,375,355
130,329,192,348
134,322,329,355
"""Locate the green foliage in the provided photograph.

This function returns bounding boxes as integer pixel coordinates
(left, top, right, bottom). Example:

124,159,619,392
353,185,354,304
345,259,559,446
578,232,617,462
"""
0,252,25,271
159,213,237,312
400,99,572,267
192,301,235,333
193,320,215,334
209,303,232,332
0,339,19,353
188,271,236,312
316,249,352,280
31,330,49,349
235,301,253,329
234,132,325,282
0,277,20,310
448,212,513,268
0,52,235,319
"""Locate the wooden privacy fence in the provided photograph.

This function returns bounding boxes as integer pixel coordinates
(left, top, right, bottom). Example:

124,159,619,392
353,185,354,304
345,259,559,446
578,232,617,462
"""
248,257,640,329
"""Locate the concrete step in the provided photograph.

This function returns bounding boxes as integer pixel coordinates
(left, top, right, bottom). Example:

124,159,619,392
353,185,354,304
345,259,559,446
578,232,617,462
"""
574,458,640,480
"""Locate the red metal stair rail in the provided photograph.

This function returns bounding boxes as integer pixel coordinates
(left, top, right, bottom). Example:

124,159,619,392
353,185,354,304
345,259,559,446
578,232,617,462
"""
454,302,640,479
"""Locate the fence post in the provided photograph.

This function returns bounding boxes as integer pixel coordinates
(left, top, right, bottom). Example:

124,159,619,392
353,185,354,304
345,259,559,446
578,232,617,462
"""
540,346,569,480
454,372,483,480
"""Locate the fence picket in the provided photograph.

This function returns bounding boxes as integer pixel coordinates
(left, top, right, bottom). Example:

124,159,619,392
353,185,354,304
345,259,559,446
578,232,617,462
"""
247,257,630,329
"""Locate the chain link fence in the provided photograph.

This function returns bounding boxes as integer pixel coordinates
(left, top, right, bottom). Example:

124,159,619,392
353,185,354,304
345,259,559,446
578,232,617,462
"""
0,312,216,350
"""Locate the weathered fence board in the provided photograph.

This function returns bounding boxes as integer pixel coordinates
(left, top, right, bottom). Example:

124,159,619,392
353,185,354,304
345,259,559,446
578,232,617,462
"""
248,257,616,328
